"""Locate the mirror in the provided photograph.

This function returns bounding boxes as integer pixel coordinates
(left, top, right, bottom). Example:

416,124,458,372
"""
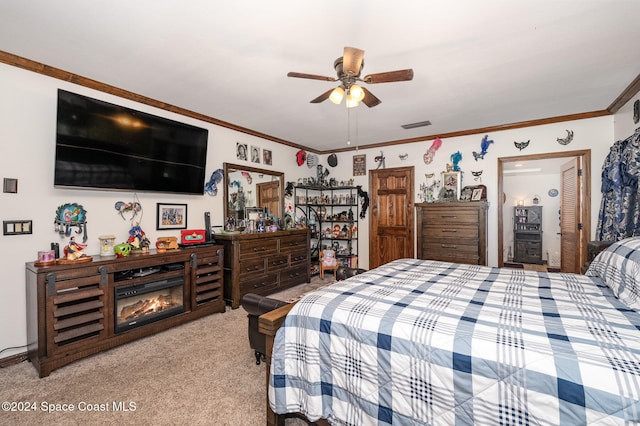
223,162,284,230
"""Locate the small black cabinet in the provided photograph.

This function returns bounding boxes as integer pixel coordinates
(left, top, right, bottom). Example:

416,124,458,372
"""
513,206,543,264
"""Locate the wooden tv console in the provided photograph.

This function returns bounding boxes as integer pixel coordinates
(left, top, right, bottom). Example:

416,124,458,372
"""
25,245,225,377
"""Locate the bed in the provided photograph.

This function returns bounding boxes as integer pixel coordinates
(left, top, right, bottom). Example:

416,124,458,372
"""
266,237,640,425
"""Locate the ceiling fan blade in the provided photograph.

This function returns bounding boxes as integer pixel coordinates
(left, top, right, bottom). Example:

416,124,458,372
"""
363,69,414,84
343,46,365,76
361,87,381,108
310,88,334,104
287,72,336,82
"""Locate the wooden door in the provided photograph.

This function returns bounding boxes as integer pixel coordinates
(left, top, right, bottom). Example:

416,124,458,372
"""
369,166,414,269
257,181,281,217
560,157,581,273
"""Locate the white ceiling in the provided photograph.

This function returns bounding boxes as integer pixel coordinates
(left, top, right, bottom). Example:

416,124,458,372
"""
1,1,639,152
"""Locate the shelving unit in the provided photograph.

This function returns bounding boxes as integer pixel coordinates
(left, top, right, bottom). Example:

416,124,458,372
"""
294,185,359,274
513,205,543,264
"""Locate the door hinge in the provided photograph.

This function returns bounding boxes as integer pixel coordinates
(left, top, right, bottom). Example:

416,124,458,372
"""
578,223,583,230
577,168,583,177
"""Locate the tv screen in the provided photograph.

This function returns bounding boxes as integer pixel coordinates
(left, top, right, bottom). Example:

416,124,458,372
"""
54,89,208,195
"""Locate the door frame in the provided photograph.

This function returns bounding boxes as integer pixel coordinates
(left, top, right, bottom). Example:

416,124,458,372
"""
497,149,591,268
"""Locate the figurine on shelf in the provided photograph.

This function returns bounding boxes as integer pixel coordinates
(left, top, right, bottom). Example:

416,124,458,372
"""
64,236,88,261
127,223,151,253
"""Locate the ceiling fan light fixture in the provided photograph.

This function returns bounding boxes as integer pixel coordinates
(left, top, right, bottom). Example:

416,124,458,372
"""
345,93,359,108
350,84,365,102
329,87,345,104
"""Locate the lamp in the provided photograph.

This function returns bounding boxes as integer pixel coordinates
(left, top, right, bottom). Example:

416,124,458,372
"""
350,84,365,102
329,86,345,104
345,92,359,108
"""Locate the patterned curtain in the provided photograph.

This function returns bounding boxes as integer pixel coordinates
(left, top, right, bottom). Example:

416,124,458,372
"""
596,128,640,241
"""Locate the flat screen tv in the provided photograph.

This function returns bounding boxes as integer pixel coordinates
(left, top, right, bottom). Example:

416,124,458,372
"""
54,89,208,195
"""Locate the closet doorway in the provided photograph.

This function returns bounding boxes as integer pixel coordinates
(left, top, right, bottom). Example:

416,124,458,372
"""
497,149,591,273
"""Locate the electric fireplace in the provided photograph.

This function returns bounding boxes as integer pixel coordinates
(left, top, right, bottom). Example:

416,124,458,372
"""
114,277,184,333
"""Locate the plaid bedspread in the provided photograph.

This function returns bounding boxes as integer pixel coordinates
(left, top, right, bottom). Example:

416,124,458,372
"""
269,259,640,425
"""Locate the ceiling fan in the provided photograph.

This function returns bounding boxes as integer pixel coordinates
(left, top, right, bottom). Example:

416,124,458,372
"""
287,46,414,108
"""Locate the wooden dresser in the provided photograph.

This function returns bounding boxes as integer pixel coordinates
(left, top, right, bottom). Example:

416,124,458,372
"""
416,202,489,265
216,229,310,309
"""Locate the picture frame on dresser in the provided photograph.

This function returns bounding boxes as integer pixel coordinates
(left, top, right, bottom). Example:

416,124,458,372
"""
440,171,461,201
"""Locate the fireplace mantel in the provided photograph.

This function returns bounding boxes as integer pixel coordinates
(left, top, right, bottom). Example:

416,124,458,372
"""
25,245,225,377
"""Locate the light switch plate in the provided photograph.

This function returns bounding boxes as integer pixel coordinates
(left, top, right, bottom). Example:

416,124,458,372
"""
3,220,32,235
3,178,17,193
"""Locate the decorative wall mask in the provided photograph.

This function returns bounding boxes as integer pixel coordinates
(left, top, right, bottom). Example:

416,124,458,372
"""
307,153,318,168
514,140,530,151
472,135,493,161
204,168,224,196
556,130,574,145
296,150,307,166
357,186,369,219
450,151,462,171
423,138,442,164
399,153,408,160
471,170,483,182
375,151,386,169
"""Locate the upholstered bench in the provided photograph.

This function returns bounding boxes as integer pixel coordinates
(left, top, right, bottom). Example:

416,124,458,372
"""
241,267,367,365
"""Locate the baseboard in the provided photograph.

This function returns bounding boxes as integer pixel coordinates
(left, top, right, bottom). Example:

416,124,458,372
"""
0,351,28,368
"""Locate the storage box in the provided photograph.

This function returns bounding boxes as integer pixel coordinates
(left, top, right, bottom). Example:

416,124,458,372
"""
180,229,206,245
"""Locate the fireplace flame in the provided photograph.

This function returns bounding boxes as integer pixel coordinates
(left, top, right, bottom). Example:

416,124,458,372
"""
120,294,176,321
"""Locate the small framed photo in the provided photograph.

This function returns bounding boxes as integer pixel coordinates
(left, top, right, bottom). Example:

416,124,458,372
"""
460,186,474,201
263,149,272,165
470,184,487,201
353,154,366,176
440,171,461,201
236,142,248,161
156,203,188,230
245,206,266,222
251,145,261,163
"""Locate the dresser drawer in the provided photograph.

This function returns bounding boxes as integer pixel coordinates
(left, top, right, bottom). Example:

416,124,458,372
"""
240,273,279,294
422,225,478,239
290,249,308,266
421,241,479,257
238,258,266,276
280,265,309,288
279,234,308,252
266,254,289,272
421,209,479,225
238,239,278,260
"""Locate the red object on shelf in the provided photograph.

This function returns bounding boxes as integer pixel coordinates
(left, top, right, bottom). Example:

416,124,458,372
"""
180,229,206,245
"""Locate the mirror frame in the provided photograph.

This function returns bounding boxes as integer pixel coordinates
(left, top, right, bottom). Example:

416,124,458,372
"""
223,162,284,226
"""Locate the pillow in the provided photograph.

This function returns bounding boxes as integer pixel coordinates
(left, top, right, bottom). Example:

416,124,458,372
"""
586,237,640,310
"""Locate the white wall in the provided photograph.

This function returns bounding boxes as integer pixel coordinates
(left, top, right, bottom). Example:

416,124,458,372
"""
0,60,630,359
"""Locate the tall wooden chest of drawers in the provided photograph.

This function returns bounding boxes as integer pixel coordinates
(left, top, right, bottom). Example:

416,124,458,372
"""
216,229,310,309
416,202,489,265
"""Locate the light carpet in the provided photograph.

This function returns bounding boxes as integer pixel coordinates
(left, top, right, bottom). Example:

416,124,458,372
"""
0,275,335,426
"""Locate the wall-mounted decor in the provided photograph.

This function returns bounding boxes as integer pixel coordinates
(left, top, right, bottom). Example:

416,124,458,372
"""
548,188,559,197
205,168,225,196
471,170,483,182
54,202,88,242
374,151,386,169
634,99,639,124
473,135,494,161
450,151,462,171
263,149,273,165
514,140,530,151
251,145,261,163
353,154,366,176
236,142,248,161
156,203,188,230
556,130,574,145
423,138,442,164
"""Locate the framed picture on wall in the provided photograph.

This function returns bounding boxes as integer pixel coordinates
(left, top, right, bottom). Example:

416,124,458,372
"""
353,154,366,176
156,203,188,230
251,145,261,163
236,143,248,161
263,149,272,165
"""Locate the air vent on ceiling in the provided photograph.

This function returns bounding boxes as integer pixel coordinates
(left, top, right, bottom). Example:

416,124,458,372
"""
401,120,432,129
